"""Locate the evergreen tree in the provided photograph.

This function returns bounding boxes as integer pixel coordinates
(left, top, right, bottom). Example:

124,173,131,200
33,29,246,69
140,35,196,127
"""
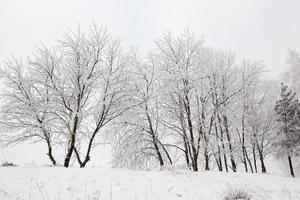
274,83,300,177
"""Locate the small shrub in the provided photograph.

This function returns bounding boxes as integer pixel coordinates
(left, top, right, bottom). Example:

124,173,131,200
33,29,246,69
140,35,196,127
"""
1,162,17,167
223,188,252,200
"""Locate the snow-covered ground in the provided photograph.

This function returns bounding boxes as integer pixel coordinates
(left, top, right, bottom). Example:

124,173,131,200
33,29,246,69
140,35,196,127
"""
0,167,300,200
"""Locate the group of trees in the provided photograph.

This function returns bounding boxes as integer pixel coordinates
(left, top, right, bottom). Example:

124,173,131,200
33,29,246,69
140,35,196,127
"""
0,25,299,176
0,25,135,168
112,32,278,174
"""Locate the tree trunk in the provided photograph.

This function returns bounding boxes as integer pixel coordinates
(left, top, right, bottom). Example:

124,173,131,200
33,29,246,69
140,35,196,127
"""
180,108,191,168
261,159,267,173
183,137,190,168
144,106,165,167
214,152,222,171
204,151,209,170
64,114,79,168
80,137,95,167
64,133,76,167
236,128,248,172
243,148,248,172
153,141,164,167
223,150,228,172
288,156,295,177
241,108,248,173
76,122,101,168
159,140,173,165
184,94,198,171
218,148,223,171
245,148,254,173
46,139,56,166
258,151,267,173
252,145,258,173
223,115,236,172
218,115,228,172
214,124,223,171
256,141,266,173
221,131,228,172
41,126,56,166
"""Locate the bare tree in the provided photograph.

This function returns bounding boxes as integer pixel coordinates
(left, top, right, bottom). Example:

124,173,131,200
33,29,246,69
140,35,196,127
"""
205,49,240,172
247,84,276,173
72,36,134,168
111,54,172,169
233,61,276,173
0,58,58,165
153,31,206,171
28,24,132,167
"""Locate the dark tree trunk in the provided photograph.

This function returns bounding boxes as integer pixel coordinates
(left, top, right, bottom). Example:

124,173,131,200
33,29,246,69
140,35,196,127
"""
217,114,228,172
261,159,267,173
230,155,237,172
218,115,228,172
64,114,79,168
159,141,173,165
259,152,267,173
180,109,191,168
245,148,254,173
256,141,266,173
243,149,248,172
64,133,75,167
214,124,223,171
223,115,236,172
46,139,56,166
216,141,223,172
184,94,198,171
218,149,223,171
214,152,222,171
146,108,165,167
75,119,103,168
204,152,209,170
223,151,228,172
288,156,295,177
252,146,258,173
236,128,248,172
184,137,190,168
151,135,164,167
153,141,164,167
241,109,248,173
78,133,97,168
215,145,223,172
40,125,56,166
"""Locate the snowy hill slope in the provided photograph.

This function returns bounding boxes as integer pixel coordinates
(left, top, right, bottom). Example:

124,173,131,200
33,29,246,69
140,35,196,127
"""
0,167,299,200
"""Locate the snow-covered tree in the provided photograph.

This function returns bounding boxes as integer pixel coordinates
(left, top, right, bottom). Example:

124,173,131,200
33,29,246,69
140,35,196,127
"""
274,83,300,177
27,24,133,167
0,58,58,165
111,54,172,169
241,74,277,174
1,25,292,174
152,31,206,171
283,50,300,97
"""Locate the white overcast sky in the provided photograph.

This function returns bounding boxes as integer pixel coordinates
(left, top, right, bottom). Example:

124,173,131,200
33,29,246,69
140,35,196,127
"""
1,0,300,76
1,0,300,165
